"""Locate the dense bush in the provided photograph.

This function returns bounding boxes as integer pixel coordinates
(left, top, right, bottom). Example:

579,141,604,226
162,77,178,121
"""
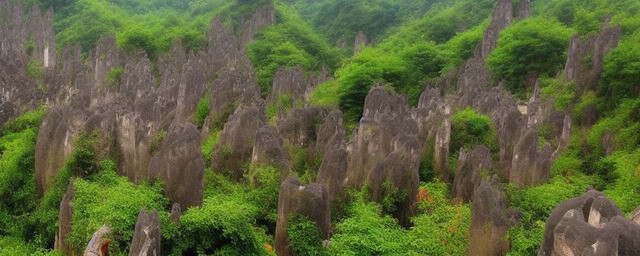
599,37,640,111
165,195,270,255
487,17,573,97
194,93,210,128
287,214,326,256
67,167,168,254
0,108,46,240
450,108,498,158
247,4,340,96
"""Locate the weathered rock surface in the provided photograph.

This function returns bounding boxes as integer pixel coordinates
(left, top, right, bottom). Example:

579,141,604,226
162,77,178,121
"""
368,134,421,227
469,175,509,256
346,87,418,187
353,31,368,55
149,122,204,208
212,105,267,180
478,0,513,59
277,107,325,148
35,106,87,195
252,125,290,171
509,128,553,187
55,183,75,254
536,190,640,256
84,225,112,256
128,210,161,256
563,26,621,93
275,176,330,256
453,145,494,202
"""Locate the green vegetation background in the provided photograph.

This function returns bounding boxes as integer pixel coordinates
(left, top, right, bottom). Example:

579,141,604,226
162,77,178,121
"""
2,0,640,255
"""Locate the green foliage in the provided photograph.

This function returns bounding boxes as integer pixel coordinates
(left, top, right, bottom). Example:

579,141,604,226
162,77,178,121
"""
507,214,545,256
0,106,47,137
287,214,326,256
602,150,640,213
201,131,220,166
587,99,640,155
211,101,237,131
599,37,640,111
105,66,124,86
0,108,46,240
26,59,45,92
329,194,407,255
379,180,408,215
487,17,573,97
266,94,294,124
0,237,60,256
194,93,210,129
450,108,498,157
285,143,320,183
25,39,36,56
68,169,168,254
247,4,340,96
540,78,576,111
150,130,167,156
330,183,470,255
67,131,99,178
165,195,269,256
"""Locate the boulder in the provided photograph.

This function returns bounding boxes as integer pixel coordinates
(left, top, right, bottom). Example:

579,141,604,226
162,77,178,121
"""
128,210,161,256
539,190,607,255
149,122,204,208
469,175,509,256
275,176,330,256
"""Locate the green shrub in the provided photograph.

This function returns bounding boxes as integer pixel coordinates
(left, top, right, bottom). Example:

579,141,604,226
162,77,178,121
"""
540,78,576,111
0,106,47,137
150,130,167,156
487,17,573,97
68,169,168,254
0,236,60,256
603,150,640,213
201,131,221,165
166,195,269,256
266,94,294,124
329,194,407,255
195,94,210,129
450,108,498,159
106,66,124,86
599,37,640,111
26,59,45,91
287,214,326,256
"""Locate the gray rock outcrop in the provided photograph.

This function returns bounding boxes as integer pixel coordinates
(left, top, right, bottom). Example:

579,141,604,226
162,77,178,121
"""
128,210,161,256
212,105,267,181
453,145,494,202
149,122,204,208
469,175,509,256
275,176,330,256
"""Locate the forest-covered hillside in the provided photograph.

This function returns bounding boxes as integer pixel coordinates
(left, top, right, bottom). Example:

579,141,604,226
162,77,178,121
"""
0,0,639,255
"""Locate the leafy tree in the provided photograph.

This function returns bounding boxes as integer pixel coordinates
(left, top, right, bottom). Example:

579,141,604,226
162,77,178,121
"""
487,17,573,97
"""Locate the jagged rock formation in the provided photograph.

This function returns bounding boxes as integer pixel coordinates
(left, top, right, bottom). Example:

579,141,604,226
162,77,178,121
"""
149,122,204,208
275,176,330,256
563,26,621,94
213,105,267,180
84,225,112,256
469,175,510,256
539,190,640,256
277,107,326,148
453,145,494,202
353,31,368,55
128,210,161,256
252,125,290,171
345,87,420,226
55,183,75,254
